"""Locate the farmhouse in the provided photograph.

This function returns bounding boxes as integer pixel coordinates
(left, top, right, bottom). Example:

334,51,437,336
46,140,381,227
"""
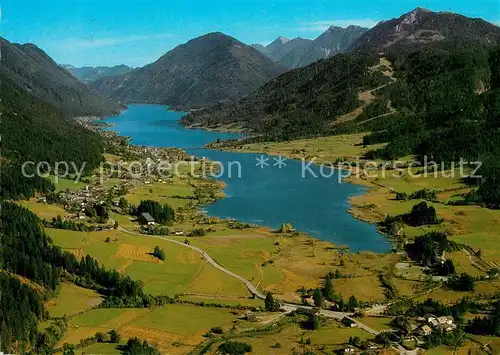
139,212,155,225
439,323,457,332
419,325,433,336
425,314,440,327
424,314,456,332
341,345,356,353
437,315,454,325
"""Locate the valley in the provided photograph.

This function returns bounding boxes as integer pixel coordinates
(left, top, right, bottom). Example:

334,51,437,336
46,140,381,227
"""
11,106,500,355
2,4,500,355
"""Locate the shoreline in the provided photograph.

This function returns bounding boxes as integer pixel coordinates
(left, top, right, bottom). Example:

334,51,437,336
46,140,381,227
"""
93,107,393,255
205,143,391,235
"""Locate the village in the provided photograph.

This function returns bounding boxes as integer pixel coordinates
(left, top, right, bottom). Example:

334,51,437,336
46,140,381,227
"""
289,300,458,353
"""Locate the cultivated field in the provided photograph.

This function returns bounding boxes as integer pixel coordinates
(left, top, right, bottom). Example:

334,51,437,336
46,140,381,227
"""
18,199,68,219
46,282,103,318
126,179,194,209
59,304,240,354
49,175,87,192
203,316,385,355
230,133,386,165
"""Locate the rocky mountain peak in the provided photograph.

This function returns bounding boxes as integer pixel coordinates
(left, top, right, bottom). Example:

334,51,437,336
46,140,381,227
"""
395,7,433,32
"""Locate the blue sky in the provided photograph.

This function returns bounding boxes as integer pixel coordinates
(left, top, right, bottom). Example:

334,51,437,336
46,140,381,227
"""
1,0,499,67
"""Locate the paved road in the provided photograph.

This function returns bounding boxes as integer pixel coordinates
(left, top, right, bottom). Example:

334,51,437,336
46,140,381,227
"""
119,228,416,354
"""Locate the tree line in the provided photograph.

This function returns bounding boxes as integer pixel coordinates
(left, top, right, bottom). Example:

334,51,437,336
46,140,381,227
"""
360,47,500,206
0,202,150,353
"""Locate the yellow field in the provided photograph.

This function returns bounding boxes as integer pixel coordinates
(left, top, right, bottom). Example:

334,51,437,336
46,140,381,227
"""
44,227,258,297
232,133,386,164
103,153,123,163
48,175,86,192
206,317,378,355
115,243,163,263
335,276,386,302
183,262,252,298
427,341,487,355
359,317,394,332
18,200,68,219
46,282,102,318
45,228,90,249
126,179,194,209
185,233,399,303
351,185,500,265
415,280,500,304
60,304,239,354
180,295,263,307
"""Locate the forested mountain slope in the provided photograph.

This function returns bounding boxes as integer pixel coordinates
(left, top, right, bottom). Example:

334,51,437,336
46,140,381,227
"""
357,47,500,205
182,52,389,140
90,32,286,109
1,74,104,192
0,202,148,353
182,9,500,141
0,37,122,116
0,74,150,354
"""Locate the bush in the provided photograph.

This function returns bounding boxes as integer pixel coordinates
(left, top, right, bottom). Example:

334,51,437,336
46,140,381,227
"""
153,246,166,261
210,326,223,334
264,292,281,311
122,337,160,355
403,202,441,226
188,228,206,237
447,273,475,291
408,231,454,266
95,332,105,343
218,341,252,355
108,329,120,343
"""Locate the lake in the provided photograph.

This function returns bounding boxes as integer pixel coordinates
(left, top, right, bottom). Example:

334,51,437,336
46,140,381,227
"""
104,104,390,253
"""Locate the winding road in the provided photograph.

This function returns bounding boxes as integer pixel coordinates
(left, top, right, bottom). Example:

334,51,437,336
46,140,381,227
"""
119,227,417,354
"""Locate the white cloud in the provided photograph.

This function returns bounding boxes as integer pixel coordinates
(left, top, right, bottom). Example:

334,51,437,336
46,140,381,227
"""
299,19,381,32
57,33,173,49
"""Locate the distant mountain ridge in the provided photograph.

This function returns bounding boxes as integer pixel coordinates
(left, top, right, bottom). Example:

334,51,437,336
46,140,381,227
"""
0,37,122,117
182,8,500,139
252,25,369,68
182,51,384,138
350,7,500,54
90,32,286,110
61,64,133,83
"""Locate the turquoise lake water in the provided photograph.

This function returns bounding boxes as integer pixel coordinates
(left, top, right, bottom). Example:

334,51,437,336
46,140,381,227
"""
104,104,390,253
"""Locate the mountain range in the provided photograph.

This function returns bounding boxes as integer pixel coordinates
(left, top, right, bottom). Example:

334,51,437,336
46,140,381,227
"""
350,7,500,54
4,6,500,354
183,8,500,137
90,32,286,110
61,64,133,84
0,37,122,117
252,25,369,68
89,8,500,112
